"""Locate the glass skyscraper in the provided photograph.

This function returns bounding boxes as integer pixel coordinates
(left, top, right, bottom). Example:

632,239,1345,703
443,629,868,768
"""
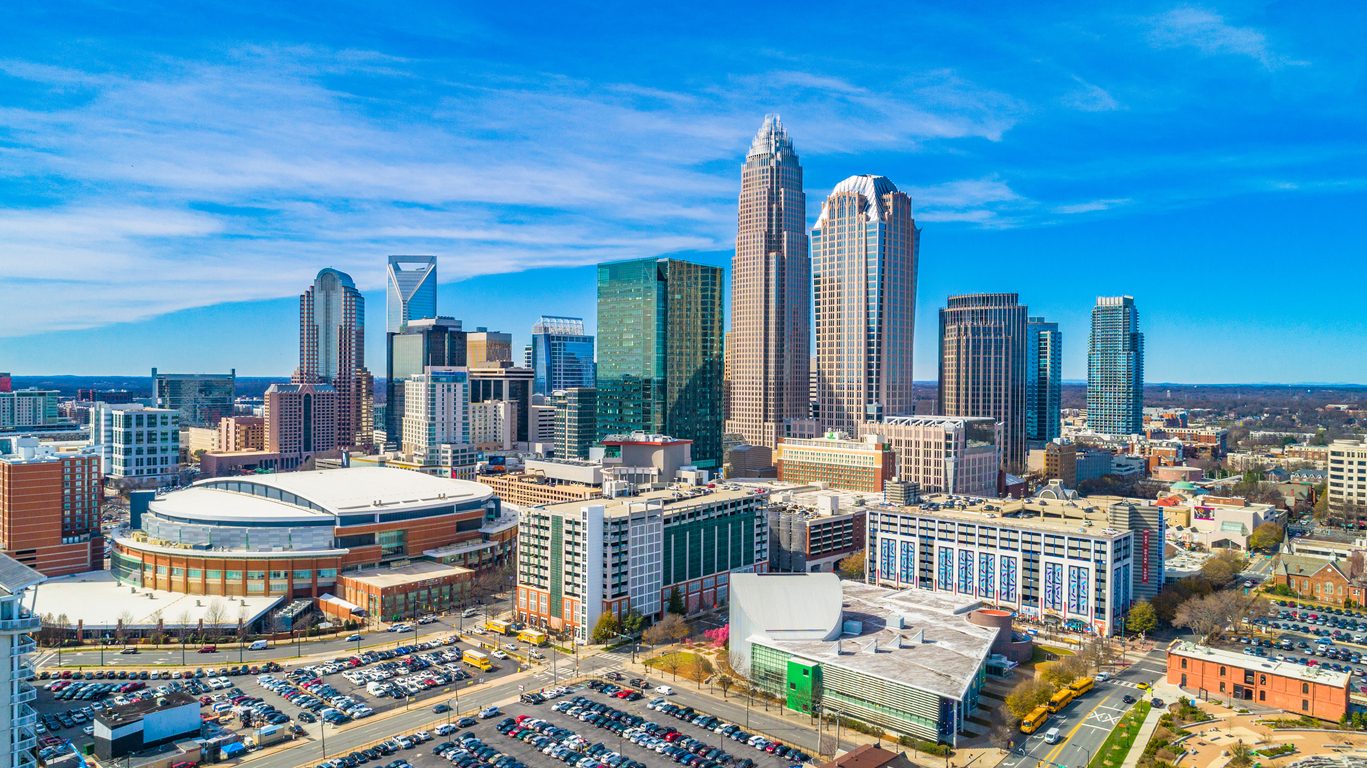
811,175,919,435
1087,296,1144,435
938,293,1028,474
1026,318,1062,445
296,268,371,449
529,316,595,396
386,255,438,334
595,258,723,468
385,317,467,441
151,368,235,428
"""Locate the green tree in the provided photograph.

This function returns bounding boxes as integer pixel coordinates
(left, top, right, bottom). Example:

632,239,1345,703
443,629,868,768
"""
1127,599,1158,637
667,586,685,615
1005,678,1055,720
1248,522,1286,552
837,549,867,580
1228,740,1254,768
621,609,647,637
590,611,621,644
1201,549,1247,585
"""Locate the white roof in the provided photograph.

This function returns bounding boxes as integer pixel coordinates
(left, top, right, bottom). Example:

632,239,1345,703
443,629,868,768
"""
816,174,899,226
184,467,493,516
731,572,843,642
151,486,332,524
1169,641,1351,688
33,571,281,629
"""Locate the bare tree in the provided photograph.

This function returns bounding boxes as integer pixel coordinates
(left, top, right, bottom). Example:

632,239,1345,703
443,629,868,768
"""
644,614,690,646
204,600,228,636
717,675,733,699
1175,591,1244,643
661,654,682,681
176,609,194,644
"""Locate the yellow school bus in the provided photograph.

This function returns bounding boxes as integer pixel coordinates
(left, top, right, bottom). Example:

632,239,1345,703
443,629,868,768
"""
462,649,493,671
1020,706,1050,734
1069,677,1094,696
517,629,548,647
1046,687,1075,713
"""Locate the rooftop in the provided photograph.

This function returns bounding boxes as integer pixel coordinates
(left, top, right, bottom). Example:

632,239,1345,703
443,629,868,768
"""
0,553,44,596
869,493,1157,538
534,485,766,519
340,561,472,588
95,691,198,726
1168,640,1351,688
32,570,281,629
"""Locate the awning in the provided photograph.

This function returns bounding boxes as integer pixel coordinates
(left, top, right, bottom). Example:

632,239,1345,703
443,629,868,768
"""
318,593,366,616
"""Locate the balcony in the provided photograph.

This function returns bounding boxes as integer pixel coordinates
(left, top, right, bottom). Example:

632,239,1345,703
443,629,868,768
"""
0,613,41,632
14,635,37,655
12,707,37,728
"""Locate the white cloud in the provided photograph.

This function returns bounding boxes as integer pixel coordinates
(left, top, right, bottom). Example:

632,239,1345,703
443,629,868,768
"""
1062,76,1120,112
1052,198,1132,215
1149,7,1307,69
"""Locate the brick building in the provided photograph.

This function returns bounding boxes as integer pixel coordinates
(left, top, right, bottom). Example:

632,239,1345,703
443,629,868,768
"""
0,437,103,576
1166,640,1349,722
1272,554,1367,606
774,433,894,493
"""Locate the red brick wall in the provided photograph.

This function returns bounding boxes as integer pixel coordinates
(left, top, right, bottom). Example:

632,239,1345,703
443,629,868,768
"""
1167,650,1348,721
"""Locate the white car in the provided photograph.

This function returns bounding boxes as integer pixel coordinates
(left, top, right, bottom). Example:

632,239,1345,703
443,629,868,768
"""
1043,727,1061,744
492,650,509,659
655,685,674,695
1095,672,1109,682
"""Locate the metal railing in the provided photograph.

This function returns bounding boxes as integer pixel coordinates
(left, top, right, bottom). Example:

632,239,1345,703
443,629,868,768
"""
0,614,42,632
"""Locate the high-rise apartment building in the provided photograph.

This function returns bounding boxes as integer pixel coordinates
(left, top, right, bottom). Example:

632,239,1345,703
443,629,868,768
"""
726,116,810,455
774,433,894,493
469,363,534,446
938,293,1028,473
401,368,470,466
596,258,724,468
812,175,919,435
1087,296,1144,436
0,437,102,576
296,268,371,448
216,415,265,452
466,328,513,367
385,255,438,334
264,383,338,469
862,416,1002,498
1026,318,1062,445
553,388,597,460
385,317,467,441
529,316,595,397
0,555,43,768
89,403,180,482
151,368,235,428
1327,438,1367,521
0,389,59,430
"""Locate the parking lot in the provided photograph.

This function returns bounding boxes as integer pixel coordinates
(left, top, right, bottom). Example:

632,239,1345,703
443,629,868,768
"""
309,679,812,768
1236,599,1367,693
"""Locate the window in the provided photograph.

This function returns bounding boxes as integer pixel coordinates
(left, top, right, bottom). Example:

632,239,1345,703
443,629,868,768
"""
1260,675,1267,685
1181,658,1188,669
1259,691,1265,701
1302,682,1310,694
1219,666,1226,677
1302,699,1309,711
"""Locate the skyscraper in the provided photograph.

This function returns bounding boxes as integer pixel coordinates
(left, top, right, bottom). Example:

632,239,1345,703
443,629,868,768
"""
402,367,470,465
1026,318,1062,445
1087,296,1144,435
467,328,514,366
385,317,467,441
552,388,597,460
151,368,236,428
811,175,919,435
529,316,595,396
938,293,1028,473
595,257,724,468
385,255,438,334
264,382,338,469
295,268,371,448
726,115,809,454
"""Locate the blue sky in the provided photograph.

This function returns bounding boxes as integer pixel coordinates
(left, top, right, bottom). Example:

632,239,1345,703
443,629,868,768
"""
1,2,1364,383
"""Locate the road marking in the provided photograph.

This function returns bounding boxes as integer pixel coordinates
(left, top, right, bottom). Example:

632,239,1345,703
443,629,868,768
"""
1038,694,1116,767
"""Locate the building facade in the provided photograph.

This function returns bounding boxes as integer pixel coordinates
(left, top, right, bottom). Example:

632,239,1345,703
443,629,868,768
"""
89,404,180,482
774,433,894,493
296,268,372,449
385,317,467,442
264,383,338,470
151,368,235,428
1167,641,1348,721
726,115,810,455
0,556,44,768
401,368,470,466
516,487,768,642
529,316,595,397
385,255,438,334
553,388,597,460
596,258,724,468
1327,438,1367,522
866,494,1166,635
767,496,866,573
0,390,59,430
0,438,102,577
1087,296,1144,436
467,328,513,367
811,175,918,435
1026,318,1062,445
938,293,1028,473
469,363,533,446
217,415,265,452
862,416,1001,498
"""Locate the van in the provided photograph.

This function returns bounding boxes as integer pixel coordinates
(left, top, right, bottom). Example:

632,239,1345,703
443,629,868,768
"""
462,608,478,618
249,640,269,651
1043,728,1062,745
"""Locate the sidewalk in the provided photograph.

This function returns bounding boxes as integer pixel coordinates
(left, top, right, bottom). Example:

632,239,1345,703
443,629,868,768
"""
1119,703,1164,768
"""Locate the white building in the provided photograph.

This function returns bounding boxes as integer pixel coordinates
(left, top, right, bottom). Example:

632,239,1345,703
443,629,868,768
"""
1327,438,1367,519
861,416,1001,498
0,390,59,430
0,555,44,768
470,401,514,451
89,403,180,482
401,367,471,466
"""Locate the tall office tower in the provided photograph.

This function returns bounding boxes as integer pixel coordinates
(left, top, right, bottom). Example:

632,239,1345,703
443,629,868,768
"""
811,175,919,435
552,388,597,460
1087,296,1144,435
402,367,470,465
1026,318,1063,445
1,554,43,768
151,368,235,428
1,437,103,576
264,383,339,469
385,255,438,334
88,403,181,482
726,115,810,454
385,317,467,441
295,268,372,448
529,316,596,397
938,293,1028,474
596,258,724,468
467,328,513,366
469,362,534,446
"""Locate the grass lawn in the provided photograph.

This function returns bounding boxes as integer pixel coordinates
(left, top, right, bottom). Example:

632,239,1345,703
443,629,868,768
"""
1089,700,1151,768
1032,644,1076,663
645,651,713,683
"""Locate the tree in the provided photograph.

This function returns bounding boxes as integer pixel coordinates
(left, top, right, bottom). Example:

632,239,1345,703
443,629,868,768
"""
1174,591,1244,643
644,613,689,646
1127,600,1158,637
837,549,867,580
661,654,683,681
1349,551,1366,581
1248,522,1286,552
621,609,648,638
204,600,228,635
1201,550,1248,585
1005,678,1055,720
1228,740,1254,768
667,586,685,615
716,675,734,699
590,612,621,644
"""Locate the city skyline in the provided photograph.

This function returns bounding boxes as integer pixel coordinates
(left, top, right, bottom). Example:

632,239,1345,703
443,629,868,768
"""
2,4,1365,384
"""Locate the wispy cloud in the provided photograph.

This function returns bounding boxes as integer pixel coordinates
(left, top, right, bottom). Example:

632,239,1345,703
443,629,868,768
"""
1053,198,1131,215
1062,76,1120,112
1149,6,1307,69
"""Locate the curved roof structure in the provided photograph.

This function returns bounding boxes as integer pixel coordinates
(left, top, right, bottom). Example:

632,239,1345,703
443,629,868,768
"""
815,174,899,226
746,114,797,161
